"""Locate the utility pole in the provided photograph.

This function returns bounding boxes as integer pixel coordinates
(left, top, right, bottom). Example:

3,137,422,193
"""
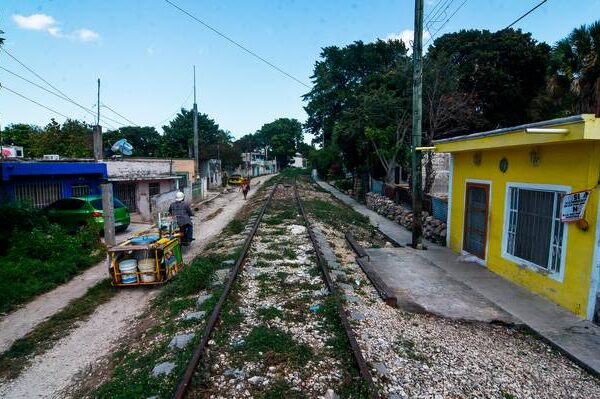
95,78,114,244
193,66,199,181
411,0,424,249
101,182,116,246
93,78,103,161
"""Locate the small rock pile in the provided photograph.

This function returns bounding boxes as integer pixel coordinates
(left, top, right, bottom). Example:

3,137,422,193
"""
366,192,446,245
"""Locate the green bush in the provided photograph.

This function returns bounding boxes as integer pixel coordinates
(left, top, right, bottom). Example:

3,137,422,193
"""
0,202,105,313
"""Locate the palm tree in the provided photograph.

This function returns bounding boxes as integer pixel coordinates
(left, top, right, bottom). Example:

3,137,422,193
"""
548,21,600,114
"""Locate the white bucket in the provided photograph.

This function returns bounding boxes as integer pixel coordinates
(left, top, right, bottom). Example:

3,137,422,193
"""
119,259,138,284
138,258,156,283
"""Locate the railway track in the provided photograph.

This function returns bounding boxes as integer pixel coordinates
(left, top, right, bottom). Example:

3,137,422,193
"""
173,177,379,399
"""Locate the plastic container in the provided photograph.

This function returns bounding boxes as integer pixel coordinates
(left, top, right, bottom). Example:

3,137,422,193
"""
129,235,160,245
118,259,138,284
138,258,156,283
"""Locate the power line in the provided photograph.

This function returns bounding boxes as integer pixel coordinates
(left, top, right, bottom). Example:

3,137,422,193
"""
163,0,311,89
1,48,77,105
425,0,455,34
505,0,548,30
153,89,194,129
0,65,115,128
0,49,124,128
0,83,72,120
425,0,453,21
101,103,139,126
424,0,469,46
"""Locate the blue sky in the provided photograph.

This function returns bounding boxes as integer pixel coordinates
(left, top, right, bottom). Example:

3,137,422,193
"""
1,0,600,141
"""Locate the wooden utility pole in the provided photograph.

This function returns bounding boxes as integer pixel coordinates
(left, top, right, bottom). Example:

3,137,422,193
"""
101,182,116,246
411,0,424,249
193,66,199,180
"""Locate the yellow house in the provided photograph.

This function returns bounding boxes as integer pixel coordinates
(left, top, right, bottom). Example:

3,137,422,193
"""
434,114,600,321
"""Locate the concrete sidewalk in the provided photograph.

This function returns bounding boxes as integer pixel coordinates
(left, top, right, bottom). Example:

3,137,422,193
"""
317,180,600,376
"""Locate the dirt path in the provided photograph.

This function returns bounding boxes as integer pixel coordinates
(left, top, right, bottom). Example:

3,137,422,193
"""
0,223,148,354
0,174,274,399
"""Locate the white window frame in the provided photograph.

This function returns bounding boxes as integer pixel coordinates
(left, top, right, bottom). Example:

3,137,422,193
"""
501,182,570,282
460,178,492,267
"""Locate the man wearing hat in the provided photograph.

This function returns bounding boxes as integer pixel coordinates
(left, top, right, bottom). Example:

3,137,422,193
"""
168,191,194,246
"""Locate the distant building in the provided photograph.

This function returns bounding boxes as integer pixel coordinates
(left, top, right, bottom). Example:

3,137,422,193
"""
238,152,277,177
0,160,107,207
435,114,600,321
199,159,222,190
1,145,24,158
289,153,307,168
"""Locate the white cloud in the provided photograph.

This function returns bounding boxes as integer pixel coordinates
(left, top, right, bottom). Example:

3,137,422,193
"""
12,13,99,43
12,14,56,31
147,47,155,55
385,29,431,53
72,28,99,42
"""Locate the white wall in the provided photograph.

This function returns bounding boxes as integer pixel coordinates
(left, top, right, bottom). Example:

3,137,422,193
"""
104,159,172,178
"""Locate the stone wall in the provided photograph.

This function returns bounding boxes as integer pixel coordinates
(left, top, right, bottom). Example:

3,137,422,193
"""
366,192,447,245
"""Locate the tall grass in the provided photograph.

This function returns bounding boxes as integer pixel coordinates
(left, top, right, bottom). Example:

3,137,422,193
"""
0,202,106,313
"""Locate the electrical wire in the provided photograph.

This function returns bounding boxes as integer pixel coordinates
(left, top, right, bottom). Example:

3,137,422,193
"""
425,0,453,21
153,88,194,129
1,48,79,106
424,0,469,46
0,65,117,129
101,103,139,126
505,0,548,30
163,0,311,89
0,49,125,128
425,0,455,34
0,82,72,120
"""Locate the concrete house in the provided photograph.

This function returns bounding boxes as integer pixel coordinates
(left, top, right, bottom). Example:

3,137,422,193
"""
104,158,192,222
238,152,277,177
434,114,600,321
0,160,107,207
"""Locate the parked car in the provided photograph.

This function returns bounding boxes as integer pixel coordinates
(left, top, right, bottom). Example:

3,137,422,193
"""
44,195,130,233
228,174,245,185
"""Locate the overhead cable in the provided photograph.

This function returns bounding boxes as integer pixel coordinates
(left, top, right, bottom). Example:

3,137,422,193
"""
0,82,72,120
163,0,311,89
424,0,469,46
101,103,139,126
505,0,548,30
0,49,125,128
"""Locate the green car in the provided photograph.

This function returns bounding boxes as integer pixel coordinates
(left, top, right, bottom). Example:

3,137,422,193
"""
45,195,130,233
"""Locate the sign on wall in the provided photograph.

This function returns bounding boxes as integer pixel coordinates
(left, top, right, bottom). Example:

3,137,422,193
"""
560,190,591,222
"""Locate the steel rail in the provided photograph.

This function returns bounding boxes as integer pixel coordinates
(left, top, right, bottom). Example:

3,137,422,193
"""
172,181,280,399
293,177,381,399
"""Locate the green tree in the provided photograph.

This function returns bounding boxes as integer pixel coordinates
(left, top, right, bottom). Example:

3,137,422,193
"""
159,108,240,169
256,118,303,168
428,28,551,130
548,21,600,115
160,108,222,158
1,124,40,151
103,126,162,157
303,39,409,145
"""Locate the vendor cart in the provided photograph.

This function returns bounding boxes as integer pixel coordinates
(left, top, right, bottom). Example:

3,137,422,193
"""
108,222,185,286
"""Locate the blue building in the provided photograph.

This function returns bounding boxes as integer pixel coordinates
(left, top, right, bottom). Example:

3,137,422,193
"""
0,161,108,207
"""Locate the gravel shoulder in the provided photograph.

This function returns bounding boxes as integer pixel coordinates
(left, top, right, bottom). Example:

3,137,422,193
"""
301,179,600,398
0,176,274,399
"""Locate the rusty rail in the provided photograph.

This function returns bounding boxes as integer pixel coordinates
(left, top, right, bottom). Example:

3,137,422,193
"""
173,177,380,398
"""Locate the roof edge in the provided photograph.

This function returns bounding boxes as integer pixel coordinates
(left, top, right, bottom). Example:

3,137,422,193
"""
433,115,589,145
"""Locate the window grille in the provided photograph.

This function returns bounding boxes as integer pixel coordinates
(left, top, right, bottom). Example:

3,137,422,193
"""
71,184,90,197
506,187,564,273
149,182,161,197
14,182,62,208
